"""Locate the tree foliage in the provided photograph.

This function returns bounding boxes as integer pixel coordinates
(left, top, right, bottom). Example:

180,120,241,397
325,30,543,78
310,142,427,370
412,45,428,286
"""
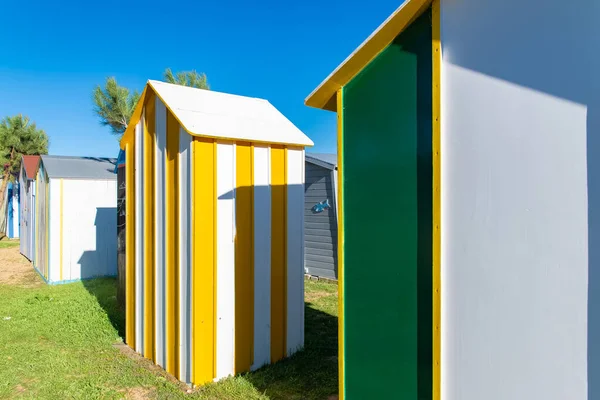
92,77,140,138
0,115,49,181
0,115,49,235
164,68,210,90
93,70,209,140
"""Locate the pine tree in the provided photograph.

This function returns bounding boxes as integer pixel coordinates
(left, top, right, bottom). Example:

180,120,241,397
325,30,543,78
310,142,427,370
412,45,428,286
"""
0,115,49,235
92,77,140,139
164,68,210,90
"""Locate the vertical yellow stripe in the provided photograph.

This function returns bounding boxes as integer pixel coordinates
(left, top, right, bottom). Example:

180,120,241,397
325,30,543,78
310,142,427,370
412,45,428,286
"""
144,95,156,360
125,143,136,349
165,109,180,377
336,88,345,400
432,1,442,399
212,141,217,377
270,146,286,362
234,142,254,373
59,179,63,281
192,138,216,385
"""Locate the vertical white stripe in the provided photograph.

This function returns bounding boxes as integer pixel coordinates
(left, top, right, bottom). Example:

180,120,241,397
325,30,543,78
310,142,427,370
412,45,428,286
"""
154,97,167,368
178,128,192,383
215,142,235,380
286,148,304,355
251,145,271,371
135,116,145,354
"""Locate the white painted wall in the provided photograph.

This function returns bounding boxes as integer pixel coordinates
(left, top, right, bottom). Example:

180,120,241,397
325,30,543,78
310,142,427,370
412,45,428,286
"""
441,1,600,399
60,179,117,282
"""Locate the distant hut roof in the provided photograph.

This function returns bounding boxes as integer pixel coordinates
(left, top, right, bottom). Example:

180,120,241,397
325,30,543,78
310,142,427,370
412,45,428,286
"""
40,155,117,180
22,155,41,180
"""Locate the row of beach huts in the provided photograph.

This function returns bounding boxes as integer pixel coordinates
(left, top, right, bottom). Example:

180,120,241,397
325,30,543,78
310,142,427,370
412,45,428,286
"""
11,91,340,286
9,81,340,385
7,0,599,397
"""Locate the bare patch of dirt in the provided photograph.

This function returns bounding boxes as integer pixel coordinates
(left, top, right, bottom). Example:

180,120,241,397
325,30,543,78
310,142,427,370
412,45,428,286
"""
122,387,155,400
327,396,339,400
0,245,42,287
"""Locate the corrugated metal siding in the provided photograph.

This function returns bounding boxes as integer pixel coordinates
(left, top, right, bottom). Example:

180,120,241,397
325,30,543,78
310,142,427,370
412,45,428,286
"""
304,162,337,279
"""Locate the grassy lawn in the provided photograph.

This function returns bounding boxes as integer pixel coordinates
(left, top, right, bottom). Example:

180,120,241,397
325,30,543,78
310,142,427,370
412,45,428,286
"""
0,240,20,249
0,275,338,399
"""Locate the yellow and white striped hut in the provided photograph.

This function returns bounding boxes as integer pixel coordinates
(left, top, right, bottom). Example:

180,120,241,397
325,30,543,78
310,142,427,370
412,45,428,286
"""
119,80,313,386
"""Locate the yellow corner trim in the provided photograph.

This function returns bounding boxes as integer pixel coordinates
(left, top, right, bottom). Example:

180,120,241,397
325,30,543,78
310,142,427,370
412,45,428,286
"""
432,0,442,399
305,0,431,112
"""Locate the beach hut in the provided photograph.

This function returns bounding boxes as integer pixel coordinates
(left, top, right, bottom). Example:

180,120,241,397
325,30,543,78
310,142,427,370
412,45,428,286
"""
304,153,338,279
305,0,600,399
4,182,20,239
33,155,117,284
119,80,313,385
19,155,40,260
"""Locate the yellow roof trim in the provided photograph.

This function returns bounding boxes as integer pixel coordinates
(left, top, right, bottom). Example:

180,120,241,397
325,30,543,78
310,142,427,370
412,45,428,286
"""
304,0,431,112
119,85,149,149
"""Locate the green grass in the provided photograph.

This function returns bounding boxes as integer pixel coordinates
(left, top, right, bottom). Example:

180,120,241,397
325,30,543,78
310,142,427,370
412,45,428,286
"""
0,277,338,399
0,240,20,249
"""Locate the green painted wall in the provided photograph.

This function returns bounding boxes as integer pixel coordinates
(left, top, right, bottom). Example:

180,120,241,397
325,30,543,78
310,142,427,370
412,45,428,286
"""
341,9,432,399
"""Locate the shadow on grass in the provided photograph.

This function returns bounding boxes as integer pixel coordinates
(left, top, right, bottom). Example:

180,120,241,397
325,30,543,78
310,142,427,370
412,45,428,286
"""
82,277,338,399
82,277,126,340
243,303,339,400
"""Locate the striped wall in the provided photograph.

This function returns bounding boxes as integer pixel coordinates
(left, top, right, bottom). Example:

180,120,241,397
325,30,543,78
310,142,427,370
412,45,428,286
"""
125,94,305,385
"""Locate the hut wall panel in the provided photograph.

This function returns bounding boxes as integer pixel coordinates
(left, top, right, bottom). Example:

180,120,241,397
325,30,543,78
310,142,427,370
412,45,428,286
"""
191,137,216,385
234,142,254,374
178,127,192,383
48,179,61,282
341,9,432,399
252,144,271,370
269,146,286,363
19,172,29,259
134,118,145,354
143,97,156,361
441,0,598,399
125,142,136,349
154,96,167,368
35,169,49,280
215,142,236,380
286,148,304,355
304,162,338,278
126,111,305,386
165,108,180,376
61,179,117,281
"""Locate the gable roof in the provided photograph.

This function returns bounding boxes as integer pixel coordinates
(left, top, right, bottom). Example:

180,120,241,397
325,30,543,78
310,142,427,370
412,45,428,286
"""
305,0,431,111
40,155,117,180
306,153,337,170
121,80,314,149
21,155,41,180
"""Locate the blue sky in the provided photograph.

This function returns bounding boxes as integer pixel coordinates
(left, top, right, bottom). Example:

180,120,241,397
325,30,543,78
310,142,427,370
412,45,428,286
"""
0,0,400,157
